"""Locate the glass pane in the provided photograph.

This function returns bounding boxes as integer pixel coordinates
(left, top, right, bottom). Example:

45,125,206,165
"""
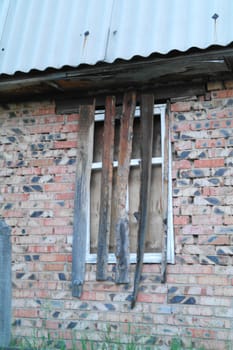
131,115,161,159
90,169,101,253
152,115,161,157
90,168,118,254
128,165,163,253
93,121,104,162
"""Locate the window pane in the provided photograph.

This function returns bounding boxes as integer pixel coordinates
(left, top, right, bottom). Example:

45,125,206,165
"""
90,168,117,254
90,169,101,253
128,165,163,253
152,115,161,158
93,121,104,162
131,115,161,159
90,111,163,256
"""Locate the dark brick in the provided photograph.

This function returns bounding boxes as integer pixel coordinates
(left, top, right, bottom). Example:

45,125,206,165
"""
79,302,88,310
30,211,43,218
214,168,227,176
67,322,77,329
31,185,43,192
58,273,66,281
208,178,220,185
184,297,196,305
23,186,32,192
24,255,32,261
4,203,13,210
177,114,186,121
104,303,115,311
11,128,23,135
28,274,36,280
179,151,191,159
214,207,224,215
169,295,185,304
7,136,16,143
168,286,178,293
31,176,40,183
205,197,220,205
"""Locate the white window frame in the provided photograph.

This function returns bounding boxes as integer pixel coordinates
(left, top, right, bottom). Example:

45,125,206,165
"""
86,104,174,264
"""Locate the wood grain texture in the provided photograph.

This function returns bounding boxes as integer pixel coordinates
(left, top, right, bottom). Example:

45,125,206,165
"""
96,96,116,280
72,102,95,298
131,94,154,308
115,91,136,284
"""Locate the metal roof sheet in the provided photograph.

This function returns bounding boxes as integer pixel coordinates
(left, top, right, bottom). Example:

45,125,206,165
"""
1,0,233,75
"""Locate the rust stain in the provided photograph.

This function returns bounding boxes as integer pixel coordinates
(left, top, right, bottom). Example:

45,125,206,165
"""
82,30,90,52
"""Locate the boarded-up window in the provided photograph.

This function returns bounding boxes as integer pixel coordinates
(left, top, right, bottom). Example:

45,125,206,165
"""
72,96,174,298
86,103,173,264
90,111,163,254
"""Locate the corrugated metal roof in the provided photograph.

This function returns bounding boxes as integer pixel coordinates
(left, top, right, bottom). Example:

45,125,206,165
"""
1,0,233,75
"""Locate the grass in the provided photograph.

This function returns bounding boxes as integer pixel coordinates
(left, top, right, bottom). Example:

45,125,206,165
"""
8,335,207,350
8,323,206,350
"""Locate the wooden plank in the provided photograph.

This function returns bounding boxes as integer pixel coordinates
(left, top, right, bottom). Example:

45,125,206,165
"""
72,102,95,298
161,108,169,283
131,94,154,308
115,91,136,284
96,96,116,280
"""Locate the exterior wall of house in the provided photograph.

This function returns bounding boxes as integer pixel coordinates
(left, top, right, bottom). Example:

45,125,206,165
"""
0,82,233,349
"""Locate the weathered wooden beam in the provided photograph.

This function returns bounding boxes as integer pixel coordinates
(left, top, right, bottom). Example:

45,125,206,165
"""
72,102,95,298
131,94,154,308
96,96,116,280
115,91,136,284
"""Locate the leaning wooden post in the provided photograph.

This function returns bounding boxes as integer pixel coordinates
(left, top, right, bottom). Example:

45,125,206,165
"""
72,102,95,298
115,91,136,284
96,96,116,280
131,94,154,308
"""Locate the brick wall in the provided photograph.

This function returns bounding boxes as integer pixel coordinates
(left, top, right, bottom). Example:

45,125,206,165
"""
0,83,233,349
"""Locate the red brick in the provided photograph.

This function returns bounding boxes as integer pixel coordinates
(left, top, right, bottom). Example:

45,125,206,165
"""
194,159,224,168
55,192,75,200
44,183,74,192
195,138,226,149
43,263,65,271
54,140,77,149
137,293,166,303
30,158,54,167
67,114,79,122
31,106,55,116
224,216,233,225
173,160,192,169
173,215,190,225
192,215,222,225
14,309,38,318
211,89,233,99
45,320,61,329
197,276,229,286
171,102,192,112
44,115,65,124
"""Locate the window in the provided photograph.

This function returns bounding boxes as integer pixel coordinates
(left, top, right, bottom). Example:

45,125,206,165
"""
72,93,174,299
87,104,174,264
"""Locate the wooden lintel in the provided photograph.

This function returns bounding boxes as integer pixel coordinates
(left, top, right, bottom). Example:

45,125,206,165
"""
115,91,136,284
72,102,95,297
96,96,116,280
131,94,154,308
